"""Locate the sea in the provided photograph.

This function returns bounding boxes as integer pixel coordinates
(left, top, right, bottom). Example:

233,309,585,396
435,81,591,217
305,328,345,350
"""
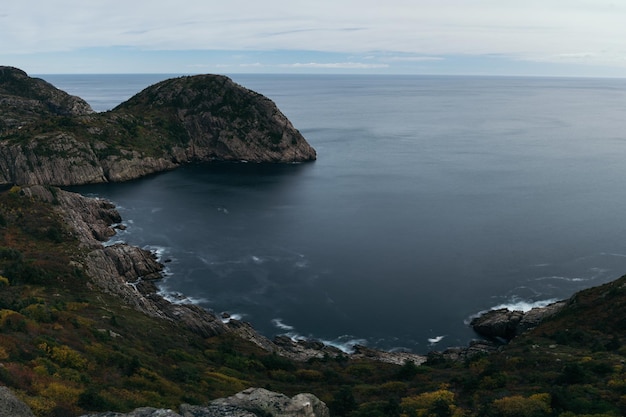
40,73,626,354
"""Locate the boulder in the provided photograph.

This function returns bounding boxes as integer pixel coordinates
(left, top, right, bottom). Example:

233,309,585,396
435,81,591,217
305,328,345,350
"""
210,388,329,417
0,386,36,417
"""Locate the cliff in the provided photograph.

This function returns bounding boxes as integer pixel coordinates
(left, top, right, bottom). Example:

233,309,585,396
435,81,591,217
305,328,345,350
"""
0,67,316,186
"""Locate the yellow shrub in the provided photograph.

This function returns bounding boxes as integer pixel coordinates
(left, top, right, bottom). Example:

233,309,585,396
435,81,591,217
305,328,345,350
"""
39,343,88,370
205,371,247,393
491,393,551,417
0,275,9,286
24,396,56,416
0,346,9,360
65,301,89,311
295,369,324,381
41,381,81,405
401,389,460,417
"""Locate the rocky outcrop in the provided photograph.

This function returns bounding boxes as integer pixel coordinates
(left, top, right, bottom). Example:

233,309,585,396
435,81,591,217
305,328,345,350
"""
470,301,566,341
20,185,230,337
210,388,329,417
0,67,316,186
0,386,35,417
0,66,92,132
80,388,329,417
0,133,108,186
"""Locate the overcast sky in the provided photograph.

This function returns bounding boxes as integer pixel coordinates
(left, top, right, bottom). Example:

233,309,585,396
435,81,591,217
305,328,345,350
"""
2,0,626,76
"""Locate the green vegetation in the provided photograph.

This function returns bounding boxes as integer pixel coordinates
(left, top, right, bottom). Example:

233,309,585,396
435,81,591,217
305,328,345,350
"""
1,188,626,417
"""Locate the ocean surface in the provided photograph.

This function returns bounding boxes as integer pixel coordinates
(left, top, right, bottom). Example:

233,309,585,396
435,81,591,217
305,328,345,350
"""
42,73,626,353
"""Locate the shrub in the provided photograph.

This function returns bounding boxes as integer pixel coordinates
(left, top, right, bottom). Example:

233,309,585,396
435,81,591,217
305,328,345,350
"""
490,393,551,417
401,389,459,417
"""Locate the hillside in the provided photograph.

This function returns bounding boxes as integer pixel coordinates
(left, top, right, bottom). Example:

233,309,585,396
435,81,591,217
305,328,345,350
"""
0,186,624,417
0,67,316,186
1,67,625,417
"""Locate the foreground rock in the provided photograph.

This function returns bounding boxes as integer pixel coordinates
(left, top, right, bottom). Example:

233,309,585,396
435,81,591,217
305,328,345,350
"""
0,386,36,417
79,388,329,417
2,387,329,417
470,301,566,341
0,66,316,186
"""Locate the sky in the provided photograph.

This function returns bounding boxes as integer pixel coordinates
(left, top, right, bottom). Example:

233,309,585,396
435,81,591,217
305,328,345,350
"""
2,0,626,77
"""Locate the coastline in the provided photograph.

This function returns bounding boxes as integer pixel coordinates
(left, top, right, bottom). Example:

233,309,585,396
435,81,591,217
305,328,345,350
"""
25,184,430,365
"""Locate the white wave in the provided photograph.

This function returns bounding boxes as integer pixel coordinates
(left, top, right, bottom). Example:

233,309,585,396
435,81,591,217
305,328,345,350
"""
217,207,229,214
465,297,560,325
221,313,244,323
428,335,445,344
490,298,559,313
271,318,295,331
600,252,626,258
104,238,126,247
143,245,169,261
533,275,586,282
319,336,369,354
158,290,209,305
251,255,264,264
295,259,309,268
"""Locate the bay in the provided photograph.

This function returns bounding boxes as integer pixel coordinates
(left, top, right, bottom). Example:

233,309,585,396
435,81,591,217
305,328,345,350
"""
46,73,626,353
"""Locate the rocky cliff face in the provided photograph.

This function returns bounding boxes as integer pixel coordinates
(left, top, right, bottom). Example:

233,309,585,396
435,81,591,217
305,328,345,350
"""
0,67,316,186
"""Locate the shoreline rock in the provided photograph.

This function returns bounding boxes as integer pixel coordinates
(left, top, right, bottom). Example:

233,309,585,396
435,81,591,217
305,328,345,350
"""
470,301,567,341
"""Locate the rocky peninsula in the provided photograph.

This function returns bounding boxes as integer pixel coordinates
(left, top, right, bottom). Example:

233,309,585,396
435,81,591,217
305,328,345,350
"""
0,66,316,186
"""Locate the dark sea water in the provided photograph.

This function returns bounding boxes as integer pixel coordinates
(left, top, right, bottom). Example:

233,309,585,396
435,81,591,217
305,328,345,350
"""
43,73,626,353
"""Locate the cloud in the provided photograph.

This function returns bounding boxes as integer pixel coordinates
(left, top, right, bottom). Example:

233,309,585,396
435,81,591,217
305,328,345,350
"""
283,62,389,69
2,0,626,74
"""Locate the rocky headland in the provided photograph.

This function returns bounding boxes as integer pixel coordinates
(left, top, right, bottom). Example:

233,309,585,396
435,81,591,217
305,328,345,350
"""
0,66,316,186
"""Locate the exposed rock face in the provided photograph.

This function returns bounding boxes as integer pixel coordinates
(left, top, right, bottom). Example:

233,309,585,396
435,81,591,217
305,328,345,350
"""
79,388,329,417
470,302,566,341
0,133,108,186
0,67,316,186
0,386,36,417
21,185,230,337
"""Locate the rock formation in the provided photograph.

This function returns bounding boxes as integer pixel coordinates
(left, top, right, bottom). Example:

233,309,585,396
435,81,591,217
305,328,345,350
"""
0,67,316,186
0,386,329,417
0,386,36,417
78,388,329,417
470,301,566,341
